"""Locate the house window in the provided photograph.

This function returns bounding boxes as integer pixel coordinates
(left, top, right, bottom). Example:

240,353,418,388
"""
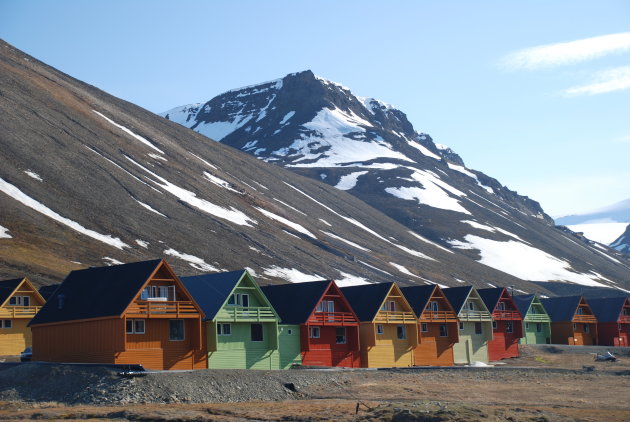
327,301,335,312
336,327,346,344
439,324,448,337
169,319,185,341
126,319,145,334
376,324,384,334
141,285,175,301
397,325,407,340
389,301,396,312
525,322,530,330
430,301,438,312
506,321,513,333
459,322,464,331
217,323,231,336
251,323,264,342
576,308,584,315
536,323,542,333
584,324,590,333
310,326,320,338
468,301,475,311
492,321,497,330
2,320,11,329
8,296,30,306
287,329,293,335
228,294,249,307
474,322,482,334
497,302,505,311
421,323,428,332
573,323,577,331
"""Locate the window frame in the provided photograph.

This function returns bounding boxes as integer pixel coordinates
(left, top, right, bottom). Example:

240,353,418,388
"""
376,324,384,334
420,322,428,332
2,320,12,329
168,319,185,341
251,323,264,342
506,321,513,333
126,319,145,334
396,325,407,340
310,326,320,338
459,322,464,331
439,324,448,337
335,327,347,344
474,322,482,335
492,321,497,330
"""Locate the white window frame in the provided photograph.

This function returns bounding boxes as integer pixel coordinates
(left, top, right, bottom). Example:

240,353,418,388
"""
2,320,12,329
8,296,30,306
536,323,542,333
497,302,506,311
287,328,293,335
421,323,428,332
492,321,498,330
126,319,145,334
468,301,475,311
430,301,438,312
525,322,530,330
218,323,232,336
310,326,320,338
459,322,464,331
376,324,384,334
439,324,448,337
397,325,407,340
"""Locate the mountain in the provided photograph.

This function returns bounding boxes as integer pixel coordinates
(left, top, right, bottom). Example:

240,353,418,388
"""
162,70,630,294
0,42,628,296
555,198,630,246
611,225,630,254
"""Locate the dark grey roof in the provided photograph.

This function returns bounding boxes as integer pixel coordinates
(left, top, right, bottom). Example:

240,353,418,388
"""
443,286,474,313
181,270,246,321
0,278,23,305
400,285,437,317
513,294,536,316
477,287,505,312
341,283,393,322
260,280,332,324
588,297,628,323
38,284,60,300
540,296,583,322
30,259,163,326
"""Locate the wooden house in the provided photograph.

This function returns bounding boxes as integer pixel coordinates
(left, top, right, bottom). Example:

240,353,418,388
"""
443,286,493,364
181,270,283,369
261,280,360,367
30,259,206,370
0,278,45,355
401,285,459,366
587,297,630,347
478,288,523,360
341,283,417,368
541,296,598,345
513,294,551,345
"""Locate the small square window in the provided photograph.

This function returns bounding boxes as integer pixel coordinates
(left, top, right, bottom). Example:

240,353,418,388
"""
421,323,428,332
134,320,145,334
126,320,134,334
287,329,293,335
3,320,12,329
169,319,185,341
376,324,384,334
310,326,320,338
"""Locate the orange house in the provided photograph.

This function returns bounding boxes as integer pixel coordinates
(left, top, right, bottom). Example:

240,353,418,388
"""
541,296,598,345
30,259,206,370
401,285,459,366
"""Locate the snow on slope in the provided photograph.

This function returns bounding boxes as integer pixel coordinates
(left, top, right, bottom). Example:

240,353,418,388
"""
567,222,629,245
0,225,12,239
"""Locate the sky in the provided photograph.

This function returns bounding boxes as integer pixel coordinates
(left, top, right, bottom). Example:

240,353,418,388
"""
1,0,629,218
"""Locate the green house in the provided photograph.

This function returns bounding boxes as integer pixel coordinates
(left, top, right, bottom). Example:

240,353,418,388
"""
182,270,281,369
513,294,551,344
443,286,493,364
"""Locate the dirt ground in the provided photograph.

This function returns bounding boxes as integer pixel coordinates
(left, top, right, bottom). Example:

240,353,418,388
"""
0,345,628,421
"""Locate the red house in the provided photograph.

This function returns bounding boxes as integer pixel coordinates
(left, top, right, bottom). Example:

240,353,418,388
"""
261,280,360,367
588,297,630,347
478,287,523,360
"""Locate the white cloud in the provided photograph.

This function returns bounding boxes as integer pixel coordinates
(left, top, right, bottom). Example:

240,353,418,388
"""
563,66,630,96
501,32,630,70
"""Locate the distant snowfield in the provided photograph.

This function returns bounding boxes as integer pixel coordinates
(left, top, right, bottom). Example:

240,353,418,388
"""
335,270,371,286
262,265,323,283
450,234,610,287
164,248,221,272
567,222,628,244
335,171,368,190
0,177,128,249
0,225,12,239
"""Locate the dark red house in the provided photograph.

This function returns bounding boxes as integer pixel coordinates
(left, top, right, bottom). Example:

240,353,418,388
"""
478,287,523,360
261,280,360,367
588,297,630,347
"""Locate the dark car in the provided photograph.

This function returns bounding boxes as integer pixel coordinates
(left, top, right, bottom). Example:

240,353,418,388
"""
20,347,32,362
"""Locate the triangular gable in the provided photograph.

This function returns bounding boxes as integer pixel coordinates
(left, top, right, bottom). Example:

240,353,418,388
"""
341,282,393,322
541,296,583,322
306,280,359,324
417,285,456,319
384,283,417,321
444,286,491,316
573,296,595,320
261,280,332,324
123,259,204,318
588,297,630,323
0,277,45,308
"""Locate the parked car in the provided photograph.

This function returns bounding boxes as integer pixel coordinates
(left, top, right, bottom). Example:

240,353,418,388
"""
20,347,32,362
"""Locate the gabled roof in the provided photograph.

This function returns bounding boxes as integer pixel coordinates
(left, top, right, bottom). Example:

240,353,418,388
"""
38,284,60,300
181,270,265,321
443,286,474,314
513,294,536,316
0,278,24,306
30,259,164,326
261,280,332,324
588,297,629,323
400,285,437,317
540,296,583,322
341,282,394,322
477,287,506,312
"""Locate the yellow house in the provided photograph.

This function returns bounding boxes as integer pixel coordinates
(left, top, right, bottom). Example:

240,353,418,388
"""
341,282,418,368
0,278,45,355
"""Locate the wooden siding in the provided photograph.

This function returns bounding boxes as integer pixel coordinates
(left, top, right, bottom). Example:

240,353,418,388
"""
488,320,521,360
596,322,629,347
359,323,414,368
520,321,551,345
453,321,492,364
0,319,32,355
278,324,302,369
301,325,360,367
550,322,597,345
207,321,279,369
415,321,458,366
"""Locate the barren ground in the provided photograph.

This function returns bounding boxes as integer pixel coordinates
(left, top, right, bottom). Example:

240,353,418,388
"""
0,345,628,421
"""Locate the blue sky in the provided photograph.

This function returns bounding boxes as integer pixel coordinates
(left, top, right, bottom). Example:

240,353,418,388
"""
1,0,629,217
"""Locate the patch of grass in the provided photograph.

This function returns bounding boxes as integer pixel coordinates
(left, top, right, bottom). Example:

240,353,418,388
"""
534,356,550,364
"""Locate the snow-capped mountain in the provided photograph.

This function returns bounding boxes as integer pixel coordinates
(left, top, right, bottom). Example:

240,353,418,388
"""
555,198,630,246
1,42,628,296
611,225,630,254
163,70,630,294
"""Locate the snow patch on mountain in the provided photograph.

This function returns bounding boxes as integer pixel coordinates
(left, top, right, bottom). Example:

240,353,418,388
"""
449,234,610,287
566,222,628,245
0,177,128,249
134,199,167,217
408,140,441,160
164,248,221,272
389,262,421,279
447,163,493,194
321,230,371,252
24,170,42,181
103,257,123,265
255,207,316,239
135,239,149,248
335,171,368,190
93,110,164,154
203,172,241,194
262,265,323,283
408,231,454,254
462,220,524,242
0,225,12,239
335,270,371,286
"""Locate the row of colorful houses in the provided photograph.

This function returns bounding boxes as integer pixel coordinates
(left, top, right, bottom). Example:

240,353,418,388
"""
1,259,628,370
